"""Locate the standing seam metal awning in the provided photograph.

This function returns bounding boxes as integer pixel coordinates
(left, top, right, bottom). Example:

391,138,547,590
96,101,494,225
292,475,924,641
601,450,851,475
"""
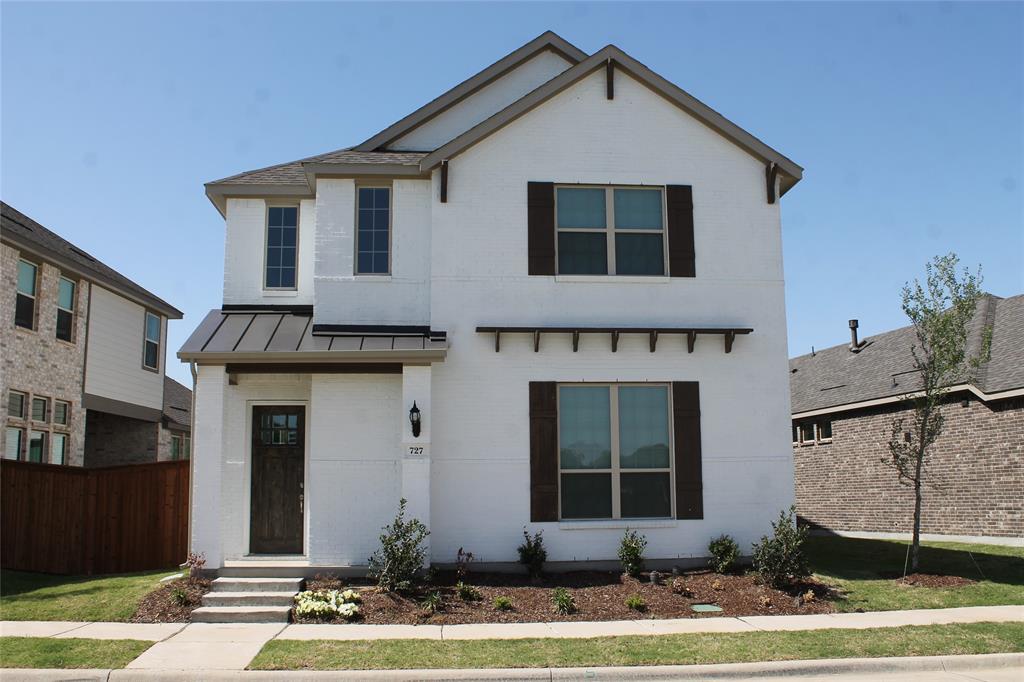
177,310,448,364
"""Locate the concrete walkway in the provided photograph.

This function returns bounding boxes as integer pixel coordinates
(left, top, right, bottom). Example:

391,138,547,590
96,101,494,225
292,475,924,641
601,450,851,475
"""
2,604,1021,672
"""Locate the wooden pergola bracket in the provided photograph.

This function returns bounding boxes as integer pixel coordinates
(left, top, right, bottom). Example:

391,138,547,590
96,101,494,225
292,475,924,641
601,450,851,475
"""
477,326,752,355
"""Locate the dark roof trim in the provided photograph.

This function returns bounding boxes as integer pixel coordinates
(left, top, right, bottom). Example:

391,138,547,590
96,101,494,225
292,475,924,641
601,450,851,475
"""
355,31,587,152
420,45,803,195
204,183,313,218
83,393,163,423
222,304,314,315
477,325,752,354
1,222,182,319
312,324,437,337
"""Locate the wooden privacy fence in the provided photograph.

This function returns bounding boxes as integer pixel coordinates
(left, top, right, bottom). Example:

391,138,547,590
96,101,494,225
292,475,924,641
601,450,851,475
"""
1,459,189,575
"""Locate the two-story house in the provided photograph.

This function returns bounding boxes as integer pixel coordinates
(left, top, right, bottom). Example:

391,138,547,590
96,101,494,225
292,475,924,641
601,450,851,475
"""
180,32,803,573
2,202,187,467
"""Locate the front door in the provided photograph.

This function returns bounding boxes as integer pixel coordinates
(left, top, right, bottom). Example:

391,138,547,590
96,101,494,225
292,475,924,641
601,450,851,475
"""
250,405,305,554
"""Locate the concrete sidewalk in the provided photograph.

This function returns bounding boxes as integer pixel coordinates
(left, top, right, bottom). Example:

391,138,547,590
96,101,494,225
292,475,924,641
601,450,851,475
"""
4,653,1022,681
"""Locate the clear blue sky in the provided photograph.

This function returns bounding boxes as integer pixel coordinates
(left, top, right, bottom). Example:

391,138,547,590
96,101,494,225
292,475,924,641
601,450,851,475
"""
3,2,1021,386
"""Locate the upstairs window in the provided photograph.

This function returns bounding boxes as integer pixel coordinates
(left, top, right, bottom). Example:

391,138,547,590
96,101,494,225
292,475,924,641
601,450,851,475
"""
356,187,391,275
53,400,70,426
265,206,298,289
556,186,666,276
8,391,26,419
15,260,38,329
56,277,76,342
143,312,161,371
31,396,49,423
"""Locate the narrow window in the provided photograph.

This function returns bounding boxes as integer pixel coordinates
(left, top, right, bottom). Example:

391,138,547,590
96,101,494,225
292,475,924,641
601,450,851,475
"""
15,260,37,329
183,436,191,459
31,397,49,423
8,391,26,419
170,434,181,461
28,430,46,463
53,401,70,426
558,384,673,520
51,433,67,465
56,277,76,342
5,427,23,460
792,422,799,444
356,187,391,274
265,206,298,289
555,186,666,276
817,419,833,442
799,422,815,445
143,312,161,371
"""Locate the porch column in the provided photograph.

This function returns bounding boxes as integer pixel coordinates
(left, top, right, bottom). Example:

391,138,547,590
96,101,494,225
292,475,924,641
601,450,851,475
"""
191,364,227,569
400,364,431,559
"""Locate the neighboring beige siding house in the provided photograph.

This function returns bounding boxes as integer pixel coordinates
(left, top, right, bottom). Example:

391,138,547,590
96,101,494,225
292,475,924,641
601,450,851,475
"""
790,294,1024,542
1,202,187,467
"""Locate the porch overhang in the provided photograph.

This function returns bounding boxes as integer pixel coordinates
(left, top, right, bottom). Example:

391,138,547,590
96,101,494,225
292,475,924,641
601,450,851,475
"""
178,310,448,366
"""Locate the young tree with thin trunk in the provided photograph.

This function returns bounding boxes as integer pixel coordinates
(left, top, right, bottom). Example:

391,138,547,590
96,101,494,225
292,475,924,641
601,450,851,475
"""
886,253,988,573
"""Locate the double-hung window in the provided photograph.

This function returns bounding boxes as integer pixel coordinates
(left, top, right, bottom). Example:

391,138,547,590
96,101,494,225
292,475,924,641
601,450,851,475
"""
51,433,67,465
356,187,391,274
8,391,26,419
143,312,161,371
56,276,76,342
171,434,182,461
556,186,666,276
558,384,673,520
28,430,46,463
265,206,298,289
5,428,23,460
31,397,49,423
15,260,38,329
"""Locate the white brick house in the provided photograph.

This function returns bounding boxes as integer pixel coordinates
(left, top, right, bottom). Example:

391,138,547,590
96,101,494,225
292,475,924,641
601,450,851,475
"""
180,32,803,573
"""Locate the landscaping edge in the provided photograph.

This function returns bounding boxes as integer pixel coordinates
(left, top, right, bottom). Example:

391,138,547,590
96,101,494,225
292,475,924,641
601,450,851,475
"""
4,653,1021,681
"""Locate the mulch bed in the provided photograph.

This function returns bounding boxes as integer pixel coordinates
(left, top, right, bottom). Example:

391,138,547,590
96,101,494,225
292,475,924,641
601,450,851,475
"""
294,570,838,625
895,573,976,588
131,577,211,623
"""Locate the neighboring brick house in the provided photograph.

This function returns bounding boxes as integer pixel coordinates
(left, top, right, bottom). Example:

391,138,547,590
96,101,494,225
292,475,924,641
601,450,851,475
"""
1,202,186,467
790,294,1023,542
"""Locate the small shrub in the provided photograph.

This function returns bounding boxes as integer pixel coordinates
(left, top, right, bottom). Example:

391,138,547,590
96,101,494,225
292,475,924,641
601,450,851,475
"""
751,506,810,589
368,498,430,593
708,534,740,574
171,586,190,606
493,596,513,611
184,552,206,584
617,528,647,577
294,589,361,621
758,595,772,609
551,587,576,615
518,528,547,580
802,589,817,603
420,591,443,615
711,579,724,591
670,577,690,596
456,581,482,601
455,547,475,581
625,594,646,611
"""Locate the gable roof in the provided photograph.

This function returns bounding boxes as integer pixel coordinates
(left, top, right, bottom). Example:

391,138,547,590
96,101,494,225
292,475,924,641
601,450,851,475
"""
790,293,1024,415
417,44,803,194
354,31,587,152
1,202,182,318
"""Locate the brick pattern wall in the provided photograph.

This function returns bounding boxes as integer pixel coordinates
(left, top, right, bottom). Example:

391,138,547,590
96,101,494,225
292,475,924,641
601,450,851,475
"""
794,396,1024,538
83,410,160,467
1,244,89,466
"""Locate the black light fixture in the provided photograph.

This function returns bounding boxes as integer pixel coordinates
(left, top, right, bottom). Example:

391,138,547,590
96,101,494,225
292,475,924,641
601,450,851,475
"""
409,401,421,438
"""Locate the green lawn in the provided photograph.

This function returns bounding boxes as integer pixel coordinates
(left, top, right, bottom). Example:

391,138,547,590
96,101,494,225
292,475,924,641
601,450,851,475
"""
806,536,1024,612
0,637,151,668
250,621,1024,670
0,569,177,622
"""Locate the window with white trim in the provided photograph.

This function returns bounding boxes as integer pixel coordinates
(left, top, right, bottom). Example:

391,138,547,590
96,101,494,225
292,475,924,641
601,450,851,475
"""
15,260,38,329
356,187,391,275
56,276,76,342
265,206,298,289
556,186,666,276
558,384,673,520
143,312,161,371
816,419,832,442
5,427,23,460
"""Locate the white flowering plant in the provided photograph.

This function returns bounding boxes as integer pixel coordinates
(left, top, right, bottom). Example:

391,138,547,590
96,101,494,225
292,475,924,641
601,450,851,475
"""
293,589,362,620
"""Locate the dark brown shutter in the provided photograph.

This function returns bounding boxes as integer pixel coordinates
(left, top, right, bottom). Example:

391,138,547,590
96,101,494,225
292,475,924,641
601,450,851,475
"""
527,182,556,275
666,185,695,277
672,381,703,519
529,381,558,521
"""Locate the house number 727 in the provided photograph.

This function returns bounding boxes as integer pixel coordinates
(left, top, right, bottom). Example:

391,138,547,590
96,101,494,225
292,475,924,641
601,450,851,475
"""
408,446,424,456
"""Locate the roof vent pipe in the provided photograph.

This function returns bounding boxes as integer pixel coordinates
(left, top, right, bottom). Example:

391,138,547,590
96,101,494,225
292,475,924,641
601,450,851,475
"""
849,319,860,351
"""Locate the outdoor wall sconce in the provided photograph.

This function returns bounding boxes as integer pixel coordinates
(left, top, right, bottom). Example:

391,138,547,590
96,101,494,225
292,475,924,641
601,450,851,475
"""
409,401,421,438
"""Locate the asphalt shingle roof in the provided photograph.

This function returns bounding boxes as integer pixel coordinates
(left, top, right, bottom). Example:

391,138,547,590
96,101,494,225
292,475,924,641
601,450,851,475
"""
790,293,1023,414
163,376,192,428
208,149,428,186
1,202,182,318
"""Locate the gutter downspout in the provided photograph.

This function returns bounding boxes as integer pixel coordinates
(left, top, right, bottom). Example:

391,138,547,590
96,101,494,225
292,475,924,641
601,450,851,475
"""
187,360,197,557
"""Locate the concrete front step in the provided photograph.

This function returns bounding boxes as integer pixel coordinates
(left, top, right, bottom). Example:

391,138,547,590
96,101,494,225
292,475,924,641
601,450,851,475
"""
210,577,303,593
201,591,297,608
191,605,293,623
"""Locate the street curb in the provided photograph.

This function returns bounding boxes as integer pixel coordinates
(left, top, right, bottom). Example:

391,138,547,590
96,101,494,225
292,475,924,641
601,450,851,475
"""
9,652,1020,681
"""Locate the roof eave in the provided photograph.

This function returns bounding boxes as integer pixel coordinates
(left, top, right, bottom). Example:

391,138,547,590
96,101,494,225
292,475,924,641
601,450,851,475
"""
178,349,448,364
204,182,315,218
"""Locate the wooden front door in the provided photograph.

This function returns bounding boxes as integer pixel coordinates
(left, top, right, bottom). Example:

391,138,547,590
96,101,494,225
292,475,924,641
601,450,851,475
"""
250,406,305,554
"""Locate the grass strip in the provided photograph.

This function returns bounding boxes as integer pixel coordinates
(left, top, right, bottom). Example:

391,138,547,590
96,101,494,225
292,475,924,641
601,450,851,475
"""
250,621,1024,670
0,637,151,669
0,569,174,621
